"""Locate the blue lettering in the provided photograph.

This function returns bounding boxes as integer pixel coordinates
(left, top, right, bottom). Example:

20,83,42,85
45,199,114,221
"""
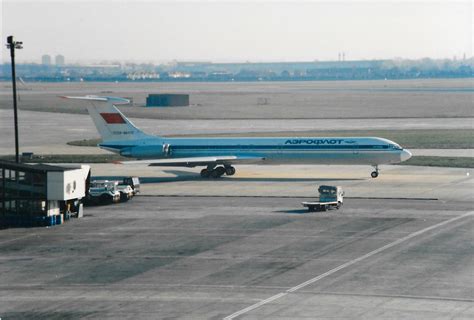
284,139,344,145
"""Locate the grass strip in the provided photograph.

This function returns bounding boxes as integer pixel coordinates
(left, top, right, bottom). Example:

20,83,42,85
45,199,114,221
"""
396,156,474,168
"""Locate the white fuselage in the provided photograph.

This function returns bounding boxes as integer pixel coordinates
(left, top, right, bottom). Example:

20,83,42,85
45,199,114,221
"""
101,136,412,166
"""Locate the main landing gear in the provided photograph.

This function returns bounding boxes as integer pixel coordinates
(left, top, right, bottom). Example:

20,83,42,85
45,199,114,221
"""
371,165,379,178
200,165,236,178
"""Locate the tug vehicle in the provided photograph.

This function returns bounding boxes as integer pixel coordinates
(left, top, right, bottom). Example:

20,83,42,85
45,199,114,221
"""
302,185,344,212
85,180,121,205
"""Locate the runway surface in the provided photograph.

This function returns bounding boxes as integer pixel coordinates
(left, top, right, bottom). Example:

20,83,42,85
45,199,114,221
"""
0,165,473,319
0,189,473,318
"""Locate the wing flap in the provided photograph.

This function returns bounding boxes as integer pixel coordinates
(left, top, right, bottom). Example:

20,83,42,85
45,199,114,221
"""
118,156,265,167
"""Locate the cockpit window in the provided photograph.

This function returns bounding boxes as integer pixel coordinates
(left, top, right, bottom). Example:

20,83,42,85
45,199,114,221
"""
390,144,402,150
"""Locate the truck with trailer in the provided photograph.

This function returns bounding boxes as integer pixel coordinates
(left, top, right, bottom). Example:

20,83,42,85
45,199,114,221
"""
85,177,140,205
302,185,344,212
85,180,121,205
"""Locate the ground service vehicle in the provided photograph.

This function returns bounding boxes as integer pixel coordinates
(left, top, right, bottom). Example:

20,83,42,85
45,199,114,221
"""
121,177,140,195
85,180,121,205
115,183,134,202
302,185,344,212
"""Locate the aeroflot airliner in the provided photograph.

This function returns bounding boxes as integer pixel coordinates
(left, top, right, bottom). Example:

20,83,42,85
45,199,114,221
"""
63,96,412,178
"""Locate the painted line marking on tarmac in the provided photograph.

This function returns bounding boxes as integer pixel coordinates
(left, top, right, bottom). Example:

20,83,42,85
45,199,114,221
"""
0,234,37,246
143,195,439,200
224,211,473,320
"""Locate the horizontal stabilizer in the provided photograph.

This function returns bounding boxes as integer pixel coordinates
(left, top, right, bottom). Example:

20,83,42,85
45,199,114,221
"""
60,95,130,104
117,156,265,167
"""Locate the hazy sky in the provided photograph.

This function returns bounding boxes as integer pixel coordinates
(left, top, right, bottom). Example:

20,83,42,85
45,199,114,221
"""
1,0,472,63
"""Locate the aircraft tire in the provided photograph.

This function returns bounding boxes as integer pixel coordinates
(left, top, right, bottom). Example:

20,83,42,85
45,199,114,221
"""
213,166,226,178
371,171,379,178
225,166,236,176
200,169,210,178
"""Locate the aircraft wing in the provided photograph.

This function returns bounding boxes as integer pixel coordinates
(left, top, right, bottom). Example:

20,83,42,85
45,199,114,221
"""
117,155,265,167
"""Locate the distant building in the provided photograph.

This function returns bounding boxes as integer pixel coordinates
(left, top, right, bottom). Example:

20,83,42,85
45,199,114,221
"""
55,54,65,66
126,72,160,80
167,71,191,79
41,54,51,65
146,94,189,107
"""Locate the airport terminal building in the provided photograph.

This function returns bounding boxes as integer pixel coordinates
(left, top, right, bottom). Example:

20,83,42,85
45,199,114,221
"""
0,160,89,227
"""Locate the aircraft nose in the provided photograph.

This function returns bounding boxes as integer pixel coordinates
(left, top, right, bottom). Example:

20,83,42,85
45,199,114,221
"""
400,149,412,162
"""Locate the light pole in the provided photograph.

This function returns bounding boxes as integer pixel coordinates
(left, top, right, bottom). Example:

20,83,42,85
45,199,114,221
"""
6,36,23,163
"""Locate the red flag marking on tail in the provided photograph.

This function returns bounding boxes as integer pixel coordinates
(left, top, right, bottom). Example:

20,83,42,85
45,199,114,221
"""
100,113,126,124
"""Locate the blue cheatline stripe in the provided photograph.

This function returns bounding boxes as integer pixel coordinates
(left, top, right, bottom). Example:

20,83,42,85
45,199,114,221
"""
101,143,399,153
99,144,134,149
169,144,391,150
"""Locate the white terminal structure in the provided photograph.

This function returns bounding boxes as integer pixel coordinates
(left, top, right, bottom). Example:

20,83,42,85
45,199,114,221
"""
0,160,90,227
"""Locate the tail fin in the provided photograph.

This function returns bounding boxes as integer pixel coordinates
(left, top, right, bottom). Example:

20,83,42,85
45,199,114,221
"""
62,95,152,142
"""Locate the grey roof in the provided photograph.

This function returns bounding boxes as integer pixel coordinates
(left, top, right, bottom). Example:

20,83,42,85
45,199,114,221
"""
0,160,74,173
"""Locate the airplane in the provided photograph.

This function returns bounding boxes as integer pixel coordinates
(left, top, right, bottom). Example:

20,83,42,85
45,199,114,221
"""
62,95,412,178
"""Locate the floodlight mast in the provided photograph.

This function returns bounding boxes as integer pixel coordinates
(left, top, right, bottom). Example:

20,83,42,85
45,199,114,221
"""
6,36,23,163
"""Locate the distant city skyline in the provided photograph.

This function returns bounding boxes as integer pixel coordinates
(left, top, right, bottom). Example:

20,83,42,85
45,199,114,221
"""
2,1,472,64
39,54,65,66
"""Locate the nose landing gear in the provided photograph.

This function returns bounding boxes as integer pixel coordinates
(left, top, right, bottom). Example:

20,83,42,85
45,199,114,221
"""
371,165,379,178
200,165,236,178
